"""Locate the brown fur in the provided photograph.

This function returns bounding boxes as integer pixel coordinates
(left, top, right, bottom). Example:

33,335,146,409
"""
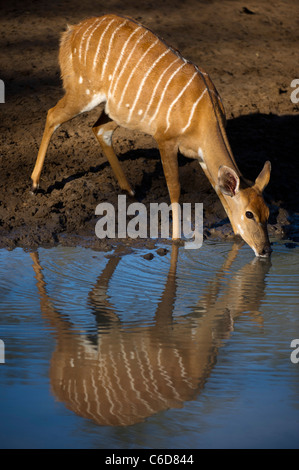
31,14,271,256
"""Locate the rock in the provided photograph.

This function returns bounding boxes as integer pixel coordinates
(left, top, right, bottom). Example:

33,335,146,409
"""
143,252,154,260
285,242,297,249
156,247,168,256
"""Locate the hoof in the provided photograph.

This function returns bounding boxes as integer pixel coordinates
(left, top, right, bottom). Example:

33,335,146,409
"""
120,187,135,198
128,188,135,197
30,183,39,195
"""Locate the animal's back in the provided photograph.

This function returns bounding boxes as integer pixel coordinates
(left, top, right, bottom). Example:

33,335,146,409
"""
59,14,222,138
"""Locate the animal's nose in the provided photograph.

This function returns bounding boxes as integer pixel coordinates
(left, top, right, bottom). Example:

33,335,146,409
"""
260,245,272,257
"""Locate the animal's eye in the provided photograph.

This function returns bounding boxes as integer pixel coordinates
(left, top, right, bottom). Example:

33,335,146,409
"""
245,211,254,219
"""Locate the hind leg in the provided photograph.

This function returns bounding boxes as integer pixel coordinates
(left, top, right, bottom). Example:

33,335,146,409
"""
31,94,83,191
92,112,135,196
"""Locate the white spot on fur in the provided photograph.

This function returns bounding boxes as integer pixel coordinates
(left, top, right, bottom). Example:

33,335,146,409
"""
97,128,104,136
138,109,143,115
79,76,83,84
252,247,259,257
102,130,113,146
125,103,130,108
199,162,207,171
86,89,90,95
237,224,244,236
198,147,204,161
109,74,112,81
80,92,107,113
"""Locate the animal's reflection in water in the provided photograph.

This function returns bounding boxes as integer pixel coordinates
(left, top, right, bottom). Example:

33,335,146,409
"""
31,243,271,426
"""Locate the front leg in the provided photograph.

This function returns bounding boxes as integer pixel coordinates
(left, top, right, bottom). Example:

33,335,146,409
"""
157,140,181,239
92,112,135,197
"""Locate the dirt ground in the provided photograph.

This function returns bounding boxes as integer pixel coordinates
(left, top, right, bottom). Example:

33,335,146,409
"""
0,0,298,251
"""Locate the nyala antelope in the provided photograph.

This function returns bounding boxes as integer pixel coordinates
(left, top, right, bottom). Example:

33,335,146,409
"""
31,14,272,257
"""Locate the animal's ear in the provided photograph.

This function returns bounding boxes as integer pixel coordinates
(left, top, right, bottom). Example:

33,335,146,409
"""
254,161,271,192
218,165,240,197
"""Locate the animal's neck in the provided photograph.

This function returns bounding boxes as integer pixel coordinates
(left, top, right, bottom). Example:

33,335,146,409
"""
197,118,243,232
200,117,237,178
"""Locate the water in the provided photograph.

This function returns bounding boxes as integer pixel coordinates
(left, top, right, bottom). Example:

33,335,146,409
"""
0,240,298,449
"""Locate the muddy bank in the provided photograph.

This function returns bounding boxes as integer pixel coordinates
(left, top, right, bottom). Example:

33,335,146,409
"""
0,0,298,251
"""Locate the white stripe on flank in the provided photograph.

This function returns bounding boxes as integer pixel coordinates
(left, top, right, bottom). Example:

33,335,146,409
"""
107,351,127,425
100,20,128,81
164,71,197,133
173,348,194,389
127,48,171,123
148,61,186,127
90,372,102,421
141,56,181,123
112,30,148,103
157,349,181,399
118,37,159,113
79,19,98,63
83,18,106,66
140,342,168,406
92,18,116,71
181,88,208,133
73,19,89,49
108,26,142,99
